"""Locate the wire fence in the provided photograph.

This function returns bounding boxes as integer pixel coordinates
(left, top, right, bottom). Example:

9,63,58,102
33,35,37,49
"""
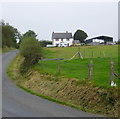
38,56,119,87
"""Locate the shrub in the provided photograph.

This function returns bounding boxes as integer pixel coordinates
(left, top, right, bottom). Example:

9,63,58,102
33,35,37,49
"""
20,37,42,73
84,44,92,46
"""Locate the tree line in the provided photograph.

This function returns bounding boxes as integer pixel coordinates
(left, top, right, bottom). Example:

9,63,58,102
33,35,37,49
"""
1,20,53,48
1,20,21,48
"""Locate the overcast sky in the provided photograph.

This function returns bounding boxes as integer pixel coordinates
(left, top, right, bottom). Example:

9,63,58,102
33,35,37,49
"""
2,2,118,41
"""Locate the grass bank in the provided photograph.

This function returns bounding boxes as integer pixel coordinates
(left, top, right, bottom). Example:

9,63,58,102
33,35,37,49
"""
16,83,86,112
7,54,119,117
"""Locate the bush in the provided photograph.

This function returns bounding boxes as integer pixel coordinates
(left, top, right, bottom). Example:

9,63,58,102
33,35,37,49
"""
84,44,92,46
20,37,42,73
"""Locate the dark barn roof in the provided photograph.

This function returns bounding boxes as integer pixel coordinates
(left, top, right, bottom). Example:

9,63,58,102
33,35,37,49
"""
91,36,113,41
85,36,113,44
52,32,72,39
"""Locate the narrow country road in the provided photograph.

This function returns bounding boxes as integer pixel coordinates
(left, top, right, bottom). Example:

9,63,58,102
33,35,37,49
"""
2,50,102,117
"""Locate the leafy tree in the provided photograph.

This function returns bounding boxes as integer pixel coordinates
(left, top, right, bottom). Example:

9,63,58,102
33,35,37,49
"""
22,30,37,39
20,37,42,66
1,20,20,48
73,29,88,43
19,30,37,46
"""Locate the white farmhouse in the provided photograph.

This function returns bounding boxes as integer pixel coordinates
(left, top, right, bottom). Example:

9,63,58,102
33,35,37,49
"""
52,31,73,47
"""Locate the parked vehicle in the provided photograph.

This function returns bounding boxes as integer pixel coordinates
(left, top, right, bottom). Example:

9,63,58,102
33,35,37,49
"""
59,42,69,47
46,44,55,47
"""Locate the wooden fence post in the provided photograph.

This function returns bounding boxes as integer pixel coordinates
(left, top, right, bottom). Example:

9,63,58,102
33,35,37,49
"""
58,59,61,74
100,51,102,58
78,47,80,59
110,61,114,84
41,58,64,73
103,51,105,57
110,56,114,84
84,50,86,58
88,59,93,80
110,53,112,62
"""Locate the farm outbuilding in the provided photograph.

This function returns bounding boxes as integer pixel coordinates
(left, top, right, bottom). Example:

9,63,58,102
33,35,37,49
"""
85,36,113,45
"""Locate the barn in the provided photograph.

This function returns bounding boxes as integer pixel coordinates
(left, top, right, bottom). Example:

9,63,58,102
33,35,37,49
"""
85,36,113,45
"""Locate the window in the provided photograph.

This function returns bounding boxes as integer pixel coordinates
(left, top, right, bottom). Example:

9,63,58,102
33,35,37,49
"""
56,39,59,41
56,44,59,47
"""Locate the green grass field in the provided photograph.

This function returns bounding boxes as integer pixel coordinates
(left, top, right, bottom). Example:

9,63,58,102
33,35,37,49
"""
43,45,118,60
34,45,119,88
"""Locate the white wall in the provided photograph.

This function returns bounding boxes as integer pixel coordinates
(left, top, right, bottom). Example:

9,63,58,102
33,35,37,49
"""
93,39,104,43
53,38,73,47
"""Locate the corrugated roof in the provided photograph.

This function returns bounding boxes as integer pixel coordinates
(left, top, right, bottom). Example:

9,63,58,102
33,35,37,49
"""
52,32,72,39
85,35,113,43
86,36,113,41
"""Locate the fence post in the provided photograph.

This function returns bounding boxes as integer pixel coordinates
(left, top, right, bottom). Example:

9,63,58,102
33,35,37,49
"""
84,50,86,58
58,59,61,74
103,51,105,57
110,54,114,84
100,51,102,58
88,59,93,80
78,47,80,59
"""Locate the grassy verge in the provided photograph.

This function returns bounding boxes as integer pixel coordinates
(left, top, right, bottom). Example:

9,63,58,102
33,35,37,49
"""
16,83,87,112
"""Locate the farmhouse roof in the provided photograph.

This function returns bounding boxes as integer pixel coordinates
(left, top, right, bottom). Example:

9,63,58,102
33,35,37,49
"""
52,32,72,39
